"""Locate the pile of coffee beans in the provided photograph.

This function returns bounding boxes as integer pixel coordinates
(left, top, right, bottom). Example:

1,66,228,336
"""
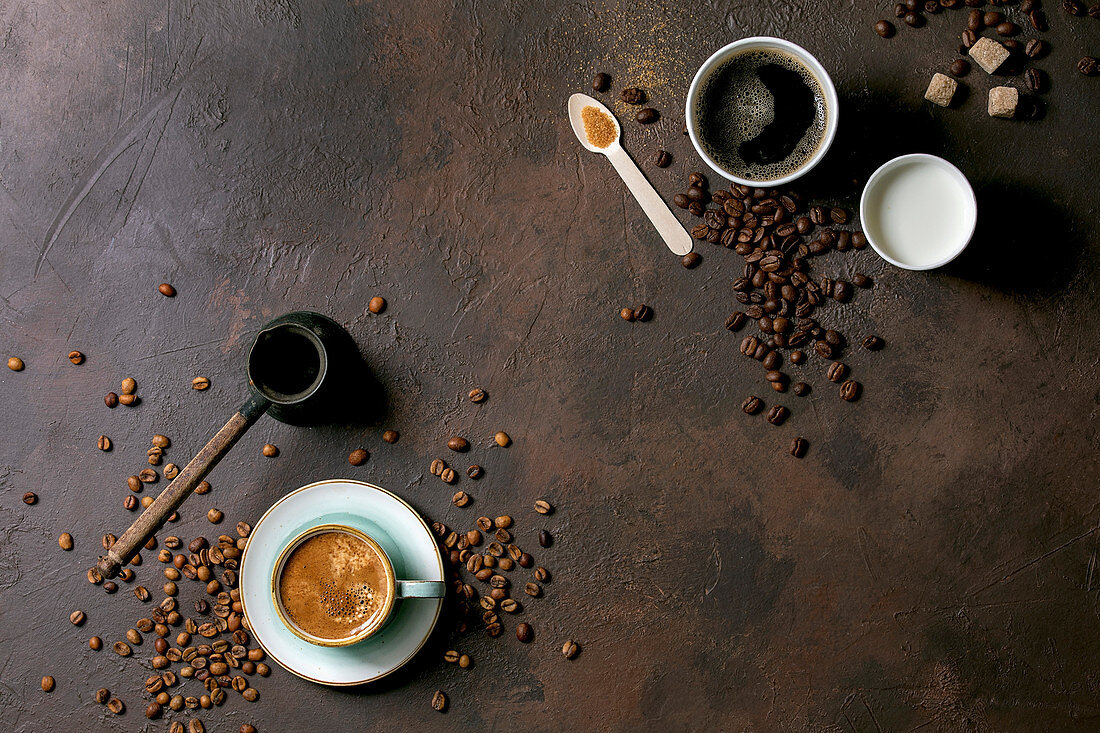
423,409,578,712
79,519,263,731
674,172,885,457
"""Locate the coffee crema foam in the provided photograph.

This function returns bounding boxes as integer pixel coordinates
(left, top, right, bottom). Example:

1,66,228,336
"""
278,530,389,641
694,49,828,182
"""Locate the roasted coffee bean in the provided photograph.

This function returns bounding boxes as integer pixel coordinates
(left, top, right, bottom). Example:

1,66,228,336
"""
261,443,278,457
688,172,708,187
107,698,125,714
654,150,672,168
452,491,469,507
632,304,652,322
815,341,834,359
347,448,369,466
862,335,885,351
190,375,211,391
742,395,765,415
1025,38,1047,58
534,499,553,514
534,566,550,583
1021,67,1045,93
207,508,223,524
790,437,809,458
1078,56,1099,76
672,193,691,209
194,480,211,495
682,252,702,269
949,58,971,77
1091,1,1100,15
591,72,611,91
996,19,1018,34
516,622,534,643
524,582,542,597
827,362,848,383
447,436,469,452
765,405,789,425
139,468,158,483
537,529,553,548
840,380,862,401
962,29,978,47
620,87,645,104
431,690,447,712
792,382,811,397
874,19,895,36
113,641,132,657
1064,0,1084,13
904,11,924,26
562,640,580,659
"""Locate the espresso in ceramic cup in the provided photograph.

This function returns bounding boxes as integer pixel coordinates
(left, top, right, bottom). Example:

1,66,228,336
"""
273,524,444,647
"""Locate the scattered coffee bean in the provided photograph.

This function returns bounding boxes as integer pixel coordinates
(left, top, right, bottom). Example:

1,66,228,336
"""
619,307,636,322
1025,38,1047,58
348,448,369,465
140,468,158,483
107,697,125,714
494,431,511,447
592,72,610,92
682,252,702,269
516,622,533,642
113,641,132,657
827,362,848,383
620,87,645,104
382,429,400,443
7,356,24,371
70,609,85,625
949,59,971,76
89,636,102,650
635,107,659,124
22,491,37,505
368,296,386,314
261,444,278,457
862,335,884,351
790,437,809,458
192,376,211,390
97,435,112,451
164,463,179,479
159,283,176,297
447,436,469,452
903,11,924,26
1064,0,1084,13
431,690,447,712
430,459,446,476
524,582,542,597
67,350,84,365
766,405,789,425
654,150,672,167
742,395,764,414
207,509,223,524
840,380,862,401
875,19,896,36
1079,56,1099,76
466,464,482,479
632,303,652,321
533,499,553,515
59,532,74,551
793,382,811,397
441,467,457,483
118,393,137,406
562,640,580,659
452,491,470,507
538,529,552,548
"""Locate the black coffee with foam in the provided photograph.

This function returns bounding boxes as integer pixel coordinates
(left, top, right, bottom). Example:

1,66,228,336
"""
694,49,828,182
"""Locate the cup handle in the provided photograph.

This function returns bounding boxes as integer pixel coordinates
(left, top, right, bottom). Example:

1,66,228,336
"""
395,580,446,598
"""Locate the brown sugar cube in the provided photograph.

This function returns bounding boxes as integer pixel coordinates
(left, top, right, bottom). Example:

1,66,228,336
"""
969,37,1010,74
987,86,1018,118
923,73,958,107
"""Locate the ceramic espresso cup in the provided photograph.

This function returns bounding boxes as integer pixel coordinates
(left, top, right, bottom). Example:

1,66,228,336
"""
272,523,445,647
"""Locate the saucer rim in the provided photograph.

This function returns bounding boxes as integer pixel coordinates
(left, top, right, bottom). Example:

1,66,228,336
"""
240,478,444,686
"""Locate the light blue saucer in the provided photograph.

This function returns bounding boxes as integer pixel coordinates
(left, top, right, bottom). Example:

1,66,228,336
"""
239,479,444,686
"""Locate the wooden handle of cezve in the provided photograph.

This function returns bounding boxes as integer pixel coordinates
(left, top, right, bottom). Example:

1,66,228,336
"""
96,392,270,579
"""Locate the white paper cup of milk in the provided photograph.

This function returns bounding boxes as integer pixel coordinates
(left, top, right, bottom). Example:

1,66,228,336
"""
859,154,977,270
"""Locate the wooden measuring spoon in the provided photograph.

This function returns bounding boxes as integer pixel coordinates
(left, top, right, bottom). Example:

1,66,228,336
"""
567,93,692,257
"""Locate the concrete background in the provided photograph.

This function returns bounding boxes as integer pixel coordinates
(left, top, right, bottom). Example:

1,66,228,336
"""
0,0,1098,730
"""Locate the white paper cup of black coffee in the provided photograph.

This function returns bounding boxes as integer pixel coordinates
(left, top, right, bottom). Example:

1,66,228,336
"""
686,37,839,187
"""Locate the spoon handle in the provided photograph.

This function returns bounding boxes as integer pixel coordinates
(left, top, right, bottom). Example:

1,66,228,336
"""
605,147,693,256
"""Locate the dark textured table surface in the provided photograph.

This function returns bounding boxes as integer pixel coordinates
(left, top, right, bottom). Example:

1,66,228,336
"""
1,0,1098,730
